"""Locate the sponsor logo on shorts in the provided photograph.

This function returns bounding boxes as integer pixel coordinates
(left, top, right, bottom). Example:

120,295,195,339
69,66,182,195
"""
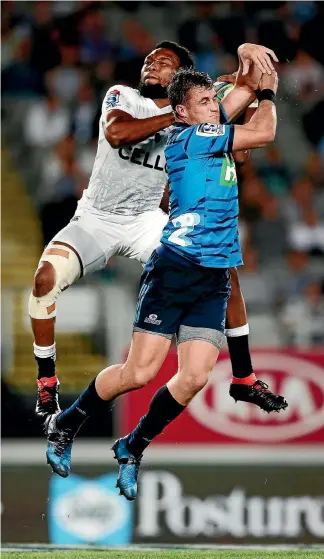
196,123,225,137
106,89,120,108
144,314,162,325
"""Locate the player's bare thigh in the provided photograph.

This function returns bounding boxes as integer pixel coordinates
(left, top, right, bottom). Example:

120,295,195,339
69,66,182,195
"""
29,212,125,321
49,213,114,276
95,331,171,399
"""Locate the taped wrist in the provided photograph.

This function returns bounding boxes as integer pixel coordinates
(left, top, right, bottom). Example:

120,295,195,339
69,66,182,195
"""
256,89,276,103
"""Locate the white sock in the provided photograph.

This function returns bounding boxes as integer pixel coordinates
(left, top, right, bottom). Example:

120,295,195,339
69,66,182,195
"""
33,342,56,360
225,324,249,337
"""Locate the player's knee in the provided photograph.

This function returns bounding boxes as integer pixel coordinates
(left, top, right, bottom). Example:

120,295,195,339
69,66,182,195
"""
182,368,209,396
190,373,209,394
33,262,56,297
125,346,162,389
132,366,157,389
29,246,81,320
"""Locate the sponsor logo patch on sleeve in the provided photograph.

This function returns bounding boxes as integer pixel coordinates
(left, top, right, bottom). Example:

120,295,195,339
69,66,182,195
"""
105,89,121,108
196,123,225,137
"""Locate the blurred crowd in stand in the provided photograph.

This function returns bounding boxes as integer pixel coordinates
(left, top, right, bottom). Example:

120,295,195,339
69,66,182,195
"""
2,1,324,346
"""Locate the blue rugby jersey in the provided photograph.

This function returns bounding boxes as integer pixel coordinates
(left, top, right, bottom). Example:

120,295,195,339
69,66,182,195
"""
161,107,242,268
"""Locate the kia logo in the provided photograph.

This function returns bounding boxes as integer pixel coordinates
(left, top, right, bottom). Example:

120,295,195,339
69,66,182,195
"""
189,353,324,442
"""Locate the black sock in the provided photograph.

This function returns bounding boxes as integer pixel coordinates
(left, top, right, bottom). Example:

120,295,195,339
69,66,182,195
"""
127,385,185,457
57,378,111,435
36,356,56,380
227,334,253,378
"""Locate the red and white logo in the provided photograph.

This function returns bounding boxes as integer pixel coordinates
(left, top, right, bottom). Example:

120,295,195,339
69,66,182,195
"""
189,353,324,442
121,348,324,445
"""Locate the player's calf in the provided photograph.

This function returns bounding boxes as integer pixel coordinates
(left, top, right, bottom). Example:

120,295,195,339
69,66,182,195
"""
115,339,219,501
29,244,81,422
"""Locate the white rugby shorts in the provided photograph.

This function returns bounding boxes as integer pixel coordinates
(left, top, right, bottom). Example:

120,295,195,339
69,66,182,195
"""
49,208,168,276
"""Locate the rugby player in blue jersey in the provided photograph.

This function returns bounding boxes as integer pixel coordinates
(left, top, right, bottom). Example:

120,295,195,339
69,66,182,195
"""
45,51,287,492
114,67,285,499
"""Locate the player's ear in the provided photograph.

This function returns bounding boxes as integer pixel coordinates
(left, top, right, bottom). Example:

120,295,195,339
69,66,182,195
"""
176,104,186,118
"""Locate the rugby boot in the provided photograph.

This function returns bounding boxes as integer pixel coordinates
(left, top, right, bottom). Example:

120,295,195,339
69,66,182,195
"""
111,437,142,501
46,412,74,478
36,376,61,424
230,377,288,413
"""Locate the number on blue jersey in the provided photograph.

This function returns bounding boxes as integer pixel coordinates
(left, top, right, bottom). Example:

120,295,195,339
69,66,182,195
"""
168,213,200,247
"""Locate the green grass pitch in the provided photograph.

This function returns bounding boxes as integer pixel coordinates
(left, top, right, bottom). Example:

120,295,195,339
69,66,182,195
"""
2,550,324,559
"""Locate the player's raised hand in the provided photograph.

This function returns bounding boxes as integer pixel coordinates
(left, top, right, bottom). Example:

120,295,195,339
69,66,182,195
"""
236,59,262,90
259,70,279,94
217,62,262,91
238,43,279,75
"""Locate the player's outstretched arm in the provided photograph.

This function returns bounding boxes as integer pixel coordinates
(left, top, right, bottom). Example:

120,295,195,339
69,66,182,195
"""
232,71,278,152
105,109,174,148
220,61,259,122
233,106,256,165
214,81,256,165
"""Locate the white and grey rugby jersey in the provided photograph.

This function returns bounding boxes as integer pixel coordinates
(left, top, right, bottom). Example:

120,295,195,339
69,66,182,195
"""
78,85,172,216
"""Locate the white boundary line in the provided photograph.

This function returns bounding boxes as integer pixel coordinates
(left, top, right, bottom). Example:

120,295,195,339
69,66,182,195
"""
2,544,324,551
2,440,324,465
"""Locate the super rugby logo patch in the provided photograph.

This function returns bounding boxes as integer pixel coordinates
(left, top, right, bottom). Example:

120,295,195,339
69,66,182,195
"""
144,314,162,325
196,123,225,137
105,89,120,108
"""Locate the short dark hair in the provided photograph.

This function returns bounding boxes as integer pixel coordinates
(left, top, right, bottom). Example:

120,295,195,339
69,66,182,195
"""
154,40,194,70
167,68,214,111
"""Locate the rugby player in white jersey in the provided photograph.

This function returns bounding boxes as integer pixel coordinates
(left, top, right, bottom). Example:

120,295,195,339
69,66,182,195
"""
29,41,286,426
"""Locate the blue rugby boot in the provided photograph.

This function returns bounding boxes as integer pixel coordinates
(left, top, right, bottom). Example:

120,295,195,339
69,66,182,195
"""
45,413,74,478
111,437,142,501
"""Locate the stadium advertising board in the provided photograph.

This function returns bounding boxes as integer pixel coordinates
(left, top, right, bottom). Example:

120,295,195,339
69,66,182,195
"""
48,473,133,545
121,348,324,445
2,465,323,544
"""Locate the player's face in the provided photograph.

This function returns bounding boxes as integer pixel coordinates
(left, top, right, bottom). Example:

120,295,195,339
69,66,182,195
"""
178,87,220,125
141,48,180,88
